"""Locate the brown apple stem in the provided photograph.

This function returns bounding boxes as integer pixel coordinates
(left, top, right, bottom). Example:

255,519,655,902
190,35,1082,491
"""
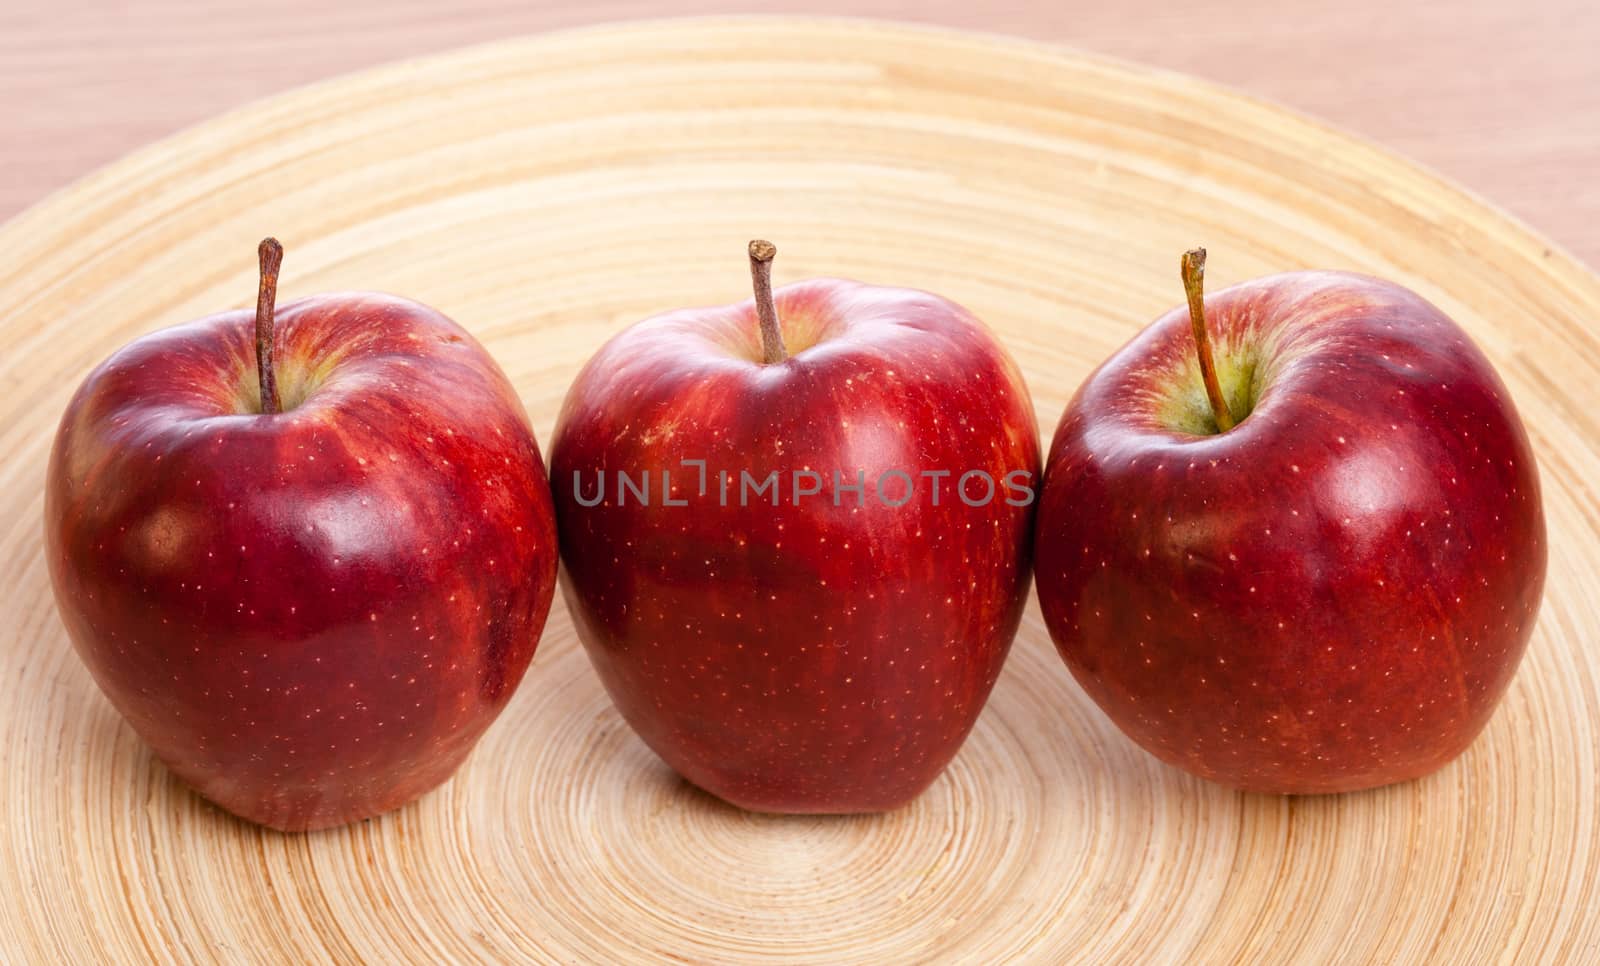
748,239,787,364
1180,247,1235,432
254,237,284,415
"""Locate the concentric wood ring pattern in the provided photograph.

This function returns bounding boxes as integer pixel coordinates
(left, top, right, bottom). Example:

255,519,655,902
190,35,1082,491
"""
2,18,1596,963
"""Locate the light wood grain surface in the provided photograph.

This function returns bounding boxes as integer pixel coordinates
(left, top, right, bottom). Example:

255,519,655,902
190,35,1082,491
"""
3,1,1599,269
1,19,1596,964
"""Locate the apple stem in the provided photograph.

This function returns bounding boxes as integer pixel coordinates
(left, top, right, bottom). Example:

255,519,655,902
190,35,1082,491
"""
1180,247,1235,433
748,239,787,364
254,237,284,415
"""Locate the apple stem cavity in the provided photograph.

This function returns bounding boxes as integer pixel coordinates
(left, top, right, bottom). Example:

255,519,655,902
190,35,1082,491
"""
748,239,788,364
254,237,285,415
1181,247,1236,433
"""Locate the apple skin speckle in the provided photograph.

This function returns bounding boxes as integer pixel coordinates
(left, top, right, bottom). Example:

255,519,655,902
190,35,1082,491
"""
551,278,1040,813
1034,271,1547,793
45,292,559,831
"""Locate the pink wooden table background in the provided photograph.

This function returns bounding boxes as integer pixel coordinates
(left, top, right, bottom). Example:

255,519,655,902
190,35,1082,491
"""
3,1,1597,267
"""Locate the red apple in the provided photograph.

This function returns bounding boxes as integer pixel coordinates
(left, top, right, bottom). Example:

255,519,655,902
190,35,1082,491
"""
550,241,1040,812
1034,249,1546,793
45,239,558,830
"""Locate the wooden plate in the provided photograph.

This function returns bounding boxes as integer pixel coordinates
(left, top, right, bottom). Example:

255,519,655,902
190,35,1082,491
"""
2,18,1596,963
